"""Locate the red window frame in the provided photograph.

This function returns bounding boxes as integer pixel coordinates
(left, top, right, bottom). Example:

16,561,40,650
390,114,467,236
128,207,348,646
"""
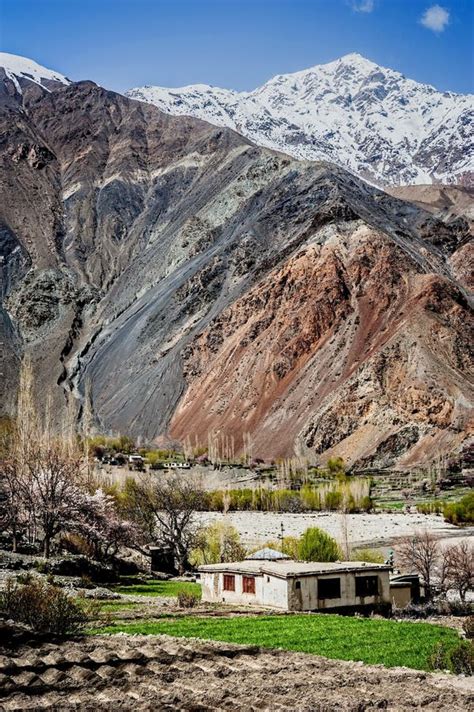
242,575,256,594
223,574,235,591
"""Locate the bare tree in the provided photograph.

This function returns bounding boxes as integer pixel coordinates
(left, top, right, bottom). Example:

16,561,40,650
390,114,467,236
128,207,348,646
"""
140,475,206,573
397,530,440,599
442,541,474,602
26,442,85,557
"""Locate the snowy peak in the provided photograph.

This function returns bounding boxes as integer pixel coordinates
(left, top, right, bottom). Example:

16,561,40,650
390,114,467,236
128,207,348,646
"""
126,54,474,187
0,52,70,93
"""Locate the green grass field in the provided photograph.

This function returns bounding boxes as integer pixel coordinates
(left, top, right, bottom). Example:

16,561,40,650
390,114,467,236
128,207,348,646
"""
95,600,141,612
113,579,202,598
95,614,459,670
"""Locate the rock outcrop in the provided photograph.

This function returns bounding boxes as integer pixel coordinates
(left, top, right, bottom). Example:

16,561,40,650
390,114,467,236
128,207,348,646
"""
0,64,472,468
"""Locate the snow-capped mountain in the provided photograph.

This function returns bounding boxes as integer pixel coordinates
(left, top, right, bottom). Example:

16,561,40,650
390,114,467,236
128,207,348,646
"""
0,52,70,94
126,53,474,186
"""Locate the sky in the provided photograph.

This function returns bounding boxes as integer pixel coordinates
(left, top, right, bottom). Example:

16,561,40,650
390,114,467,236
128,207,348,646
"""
0,0,472,94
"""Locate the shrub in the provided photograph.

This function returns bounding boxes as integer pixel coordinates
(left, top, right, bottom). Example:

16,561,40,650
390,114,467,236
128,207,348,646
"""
417,501,443,515
463,616,474,639
444,492,474,526
177,590,200,608
324,490,343,510
450,641,474,675
326,457,346,478
428,640,473,675
351,548,385,564
298,527,342,562
0,578,87,635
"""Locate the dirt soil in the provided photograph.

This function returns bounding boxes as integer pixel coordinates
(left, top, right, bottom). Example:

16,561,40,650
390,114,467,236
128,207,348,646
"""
1,633,473,711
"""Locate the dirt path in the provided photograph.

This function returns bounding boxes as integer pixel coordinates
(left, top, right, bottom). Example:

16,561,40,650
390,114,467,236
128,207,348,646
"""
1,634,472,710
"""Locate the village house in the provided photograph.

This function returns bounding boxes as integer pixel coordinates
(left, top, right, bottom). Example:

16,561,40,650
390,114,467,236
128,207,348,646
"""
199,550,395,614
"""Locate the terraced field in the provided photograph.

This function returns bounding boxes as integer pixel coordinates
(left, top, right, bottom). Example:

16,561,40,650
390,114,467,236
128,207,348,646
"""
1,634,472,710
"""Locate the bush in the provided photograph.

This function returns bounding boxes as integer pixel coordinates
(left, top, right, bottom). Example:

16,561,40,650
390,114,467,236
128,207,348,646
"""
177,590,200,608
417,501,443,515
0,578,87,635
351,548,385,564
298,527,342,562
428,640,473,675
444,493,474,525
463,616,474,639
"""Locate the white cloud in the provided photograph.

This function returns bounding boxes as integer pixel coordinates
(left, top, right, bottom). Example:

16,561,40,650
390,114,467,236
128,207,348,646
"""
351,0,375,11
420,4,450,33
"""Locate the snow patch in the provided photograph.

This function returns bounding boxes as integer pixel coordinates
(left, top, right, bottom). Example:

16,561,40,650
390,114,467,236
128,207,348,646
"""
0,52,70,93
126,54,474,186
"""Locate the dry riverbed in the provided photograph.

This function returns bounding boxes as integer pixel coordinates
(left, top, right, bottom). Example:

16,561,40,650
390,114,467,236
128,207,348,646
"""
196,510,473,548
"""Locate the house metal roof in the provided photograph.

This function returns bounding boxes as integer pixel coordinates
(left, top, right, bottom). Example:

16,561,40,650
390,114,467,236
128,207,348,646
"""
245,547,290,561
199,559,391,578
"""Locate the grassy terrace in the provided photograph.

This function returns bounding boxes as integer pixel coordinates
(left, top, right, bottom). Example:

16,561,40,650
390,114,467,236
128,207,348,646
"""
113,579,202,598
94,614,459,670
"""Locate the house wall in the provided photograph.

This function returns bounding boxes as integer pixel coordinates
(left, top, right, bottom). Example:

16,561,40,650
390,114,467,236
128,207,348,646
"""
390,583,412,609
200,571,270,606
201,568,391,612
287,570,391,611
260,573,289,609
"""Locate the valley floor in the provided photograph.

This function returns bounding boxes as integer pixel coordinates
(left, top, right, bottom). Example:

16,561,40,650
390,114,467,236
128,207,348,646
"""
1,633,472,711
195,510,473,549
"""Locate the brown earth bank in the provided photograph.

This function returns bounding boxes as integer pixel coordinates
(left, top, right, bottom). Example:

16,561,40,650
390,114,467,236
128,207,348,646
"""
1,633,473,711
0,72,473,469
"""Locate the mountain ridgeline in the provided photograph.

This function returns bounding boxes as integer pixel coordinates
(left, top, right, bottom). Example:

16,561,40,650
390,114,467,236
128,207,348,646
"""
127,53,474,188
0,54,472,469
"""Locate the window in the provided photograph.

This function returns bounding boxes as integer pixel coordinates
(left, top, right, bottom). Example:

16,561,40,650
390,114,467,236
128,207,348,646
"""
295,580,301,590
242,576,256,594
318,577,341,599
223,574,235,592
355,576,379,597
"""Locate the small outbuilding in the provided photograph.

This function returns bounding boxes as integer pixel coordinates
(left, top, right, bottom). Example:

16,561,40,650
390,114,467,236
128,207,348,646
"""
199,558,392,614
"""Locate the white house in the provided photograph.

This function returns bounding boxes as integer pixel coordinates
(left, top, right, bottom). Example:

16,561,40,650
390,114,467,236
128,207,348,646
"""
199,555,393,613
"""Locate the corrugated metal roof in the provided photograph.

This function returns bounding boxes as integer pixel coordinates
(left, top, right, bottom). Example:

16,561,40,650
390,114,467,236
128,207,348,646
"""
199,559,391,577
245,547,290,561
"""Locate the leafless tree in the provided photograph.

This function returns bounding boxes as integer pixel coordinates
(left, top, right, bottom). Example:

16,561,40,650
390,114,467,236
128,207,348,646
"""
441,541,474,602
397,530,440,599
25,441,85,557
140,475,206,573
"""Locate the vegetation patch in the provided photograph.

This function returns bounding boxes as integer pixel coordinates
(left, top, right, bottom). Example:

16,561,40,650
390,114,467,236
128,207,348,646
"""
444,492,474,526
92,600,141,612
113,579,202,598
95,614,459,670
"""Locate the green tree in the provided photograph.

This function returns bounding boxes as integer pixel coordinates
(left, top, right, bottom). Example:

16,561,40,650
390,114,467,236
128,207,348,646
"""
298,527,342,562
326,456,346,479
190,522,246,566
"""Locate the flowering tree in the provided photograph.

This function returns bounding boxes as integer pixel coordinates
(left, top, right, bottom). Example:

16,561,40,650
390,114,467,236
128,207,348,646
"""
74,488,142,561
0,359,142,559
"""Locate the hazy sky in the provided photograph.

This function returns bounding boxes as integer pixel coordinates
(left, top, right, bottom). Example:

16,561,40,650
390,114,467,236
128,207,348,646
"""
1,0,473,93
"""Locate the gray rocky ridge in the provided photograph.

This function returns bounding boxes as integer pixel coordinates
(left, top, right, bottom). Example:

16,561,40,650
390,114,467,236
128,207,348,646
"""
0,57,472,468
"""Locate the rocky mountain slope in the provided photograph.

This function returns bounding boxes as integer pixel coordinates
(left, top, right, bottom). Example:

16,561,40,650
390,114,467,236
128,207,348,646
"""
127,53,474,188
0,55,472,468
